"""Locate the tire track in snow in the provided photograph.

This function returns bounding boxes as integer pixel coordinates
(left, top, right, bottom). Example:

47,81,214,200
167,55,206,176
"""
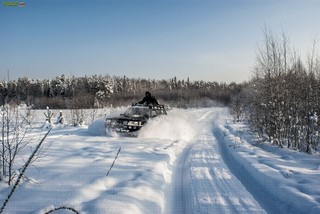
213,126,297,214
169,108,266,214
169,143,193,214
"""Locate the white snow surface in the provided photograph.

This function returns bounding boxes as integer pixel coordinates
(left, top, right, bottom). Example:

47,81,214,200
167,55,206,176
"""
0,107,319,214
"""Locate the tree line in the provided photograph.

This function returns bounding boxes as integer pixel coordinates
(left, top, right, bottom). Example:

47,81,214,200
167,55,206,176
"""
0,75,241,109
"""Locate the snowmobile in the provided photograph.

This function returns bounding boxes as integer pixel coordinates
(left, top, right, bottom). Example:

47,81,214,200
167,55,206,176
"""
106,104,167,136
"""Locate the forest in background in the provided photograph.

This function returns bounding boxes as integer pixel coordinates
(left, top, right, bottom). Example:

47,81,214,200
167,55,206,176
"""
0,75,241,109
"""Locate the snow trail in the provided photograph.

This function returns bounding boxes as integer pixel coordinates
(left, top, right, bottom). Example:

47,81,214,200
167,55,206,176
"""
169,108,266,214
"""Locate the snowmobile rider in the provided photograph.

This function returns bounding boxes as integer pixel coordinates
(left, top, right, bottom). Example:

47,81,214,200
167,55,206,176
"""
138,91,159,106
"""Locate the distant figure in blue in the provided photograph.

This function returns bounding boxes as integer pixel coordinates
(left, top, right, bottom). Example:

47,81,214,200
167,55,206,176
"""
138,91,159,106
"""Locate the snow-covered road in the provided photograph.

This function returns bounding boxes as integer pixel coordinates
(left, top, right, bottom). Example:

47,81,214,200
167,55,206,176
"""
1,107,319,214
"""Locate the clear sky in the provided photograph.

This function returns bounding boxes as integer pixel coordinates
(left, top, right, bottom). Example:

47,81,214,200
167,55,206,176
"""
1,0,319,83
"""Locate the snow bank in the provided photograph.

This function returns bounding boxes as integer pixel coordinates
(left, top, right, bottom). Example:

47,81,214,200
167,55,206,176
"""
214,122,320,214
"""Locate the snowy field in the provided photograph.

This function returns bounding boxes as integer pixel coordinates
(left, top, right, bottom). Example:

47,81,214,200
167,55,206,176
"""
0,107,319,214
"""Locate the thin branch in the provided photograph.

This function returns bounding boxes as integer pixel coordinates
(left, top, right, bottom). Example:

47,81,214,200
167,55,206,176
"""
106,147,121,176
44,206,79,214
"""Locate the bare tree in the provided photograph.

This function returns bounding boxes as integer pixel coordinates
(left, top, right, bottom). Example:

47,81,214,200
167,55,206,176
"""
0,104,32,185
0,128,51,213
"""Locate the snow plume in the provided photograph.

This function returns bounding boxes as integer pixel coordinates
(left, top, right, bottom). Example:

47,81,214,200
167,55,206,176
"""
88,117,107,136
139,108,199,141
88,106,127,136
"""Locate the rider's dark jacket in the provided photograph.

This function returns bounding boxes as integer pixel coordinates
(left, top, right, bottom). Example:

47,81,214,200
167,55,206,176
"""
138,95,159,105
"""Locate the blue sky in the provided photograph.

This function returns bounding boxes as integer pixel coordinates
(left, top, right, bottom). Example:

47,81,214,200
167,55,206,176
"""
1,0,319,83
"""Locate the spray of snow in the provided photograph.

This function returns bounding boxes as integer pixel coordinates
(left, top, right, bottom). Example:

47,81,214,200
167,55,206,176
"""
88,106,128,136
139,108,200,141
88,107,200,141
88,117,107,136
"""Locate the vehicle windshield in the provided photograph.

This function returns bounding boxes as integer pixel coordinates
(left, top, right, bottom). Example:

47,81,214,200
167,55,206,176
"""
124,107,150,117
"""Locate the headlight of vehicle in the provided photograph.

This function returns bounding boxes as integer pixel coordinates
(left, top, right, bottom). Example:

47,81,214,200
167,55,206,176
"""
128,121,139,126
106,119,112,124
